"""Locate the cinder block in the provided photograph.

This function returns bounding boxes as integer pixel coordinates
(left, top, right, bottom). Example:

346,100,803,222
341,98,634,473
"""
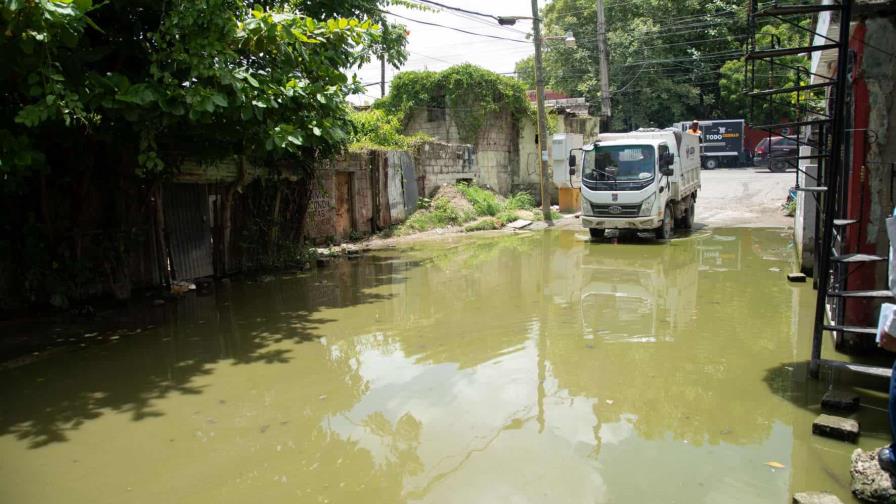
821,390,860,412
812,414,859,442
792,491,843,504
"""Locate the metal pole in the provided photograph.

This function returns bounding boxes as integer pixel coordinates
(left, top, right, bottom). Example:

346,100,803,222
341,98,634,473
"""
531,0,552,222
809,0,851,378
596,0,612,120
380,55,386,98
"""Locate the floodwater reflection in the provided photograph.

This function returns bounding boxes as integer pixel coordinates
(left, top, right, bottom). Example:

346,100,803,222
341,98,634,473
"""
0,228,886,503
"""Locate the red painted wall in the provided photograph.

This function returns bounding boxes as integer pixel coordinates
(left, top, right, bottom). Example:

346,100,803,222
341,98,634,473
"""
843,22,876,325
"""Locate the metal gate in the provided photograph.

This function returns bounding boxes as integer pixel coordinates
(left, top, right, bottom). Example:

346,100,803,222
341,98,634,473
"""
164,184,214,280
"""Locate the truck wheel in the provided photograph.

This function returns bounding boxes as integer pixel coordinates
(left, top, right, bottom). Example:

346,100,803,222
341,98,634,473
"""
704,157,719,170
589,228,605,240
683,199,695,229
655,205,674,240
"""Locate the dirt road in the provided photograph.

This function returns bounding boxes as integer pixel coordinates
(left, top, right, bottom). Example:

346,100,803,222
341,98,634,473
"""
695,168,794,228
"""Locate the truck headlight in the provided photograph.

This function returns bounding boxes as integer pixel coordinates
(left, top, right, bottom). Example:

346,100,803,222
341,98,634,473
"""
639,193,656,216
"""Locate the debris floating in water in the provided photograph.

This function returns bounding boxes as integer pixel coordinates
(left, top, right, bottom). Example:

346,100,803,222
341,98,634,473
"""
766,461,786,469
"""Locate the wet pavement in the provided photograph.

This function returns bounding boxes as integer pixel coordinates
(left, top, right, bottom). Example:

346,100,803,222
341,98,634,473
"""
0,227,890,503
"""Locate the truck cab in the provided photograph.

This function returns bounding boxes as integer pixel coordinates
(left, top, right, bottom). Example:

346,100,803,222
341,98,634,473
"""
571,129,701,240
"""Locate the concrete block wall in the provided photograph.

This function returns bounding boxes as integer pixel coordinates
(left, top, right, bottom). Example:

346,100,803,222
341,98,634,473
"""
414,142,476,196
475,111,516,195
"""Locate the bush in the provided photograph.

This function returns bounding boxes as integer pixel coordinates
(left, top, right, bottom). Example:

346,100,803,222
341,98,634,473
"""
349,109,430,151
505,191,536,211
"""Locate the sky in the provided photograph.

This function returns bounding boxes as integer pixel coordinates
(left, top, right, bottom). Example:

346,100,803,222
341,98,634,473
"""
349,0,548,105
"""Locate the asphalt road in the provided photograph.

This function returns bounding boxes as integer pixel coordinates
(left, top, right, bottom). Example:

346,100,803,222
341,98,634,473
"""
696,167,795,228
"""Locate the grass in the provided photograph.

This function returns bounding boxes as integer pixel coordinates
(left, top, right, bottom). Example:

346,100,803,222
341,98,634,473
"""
456,183,501,216
397,197,464,235
463,217,501,232
398,183,548,235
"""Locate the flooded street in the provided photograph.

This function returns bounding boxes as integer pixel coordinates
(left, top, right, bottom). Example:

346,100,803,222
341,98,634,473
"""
0,228,890,503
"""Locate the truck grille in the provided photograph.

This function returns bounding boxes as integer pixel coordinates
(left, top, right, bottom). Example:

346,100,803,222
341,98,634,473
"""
591,203,641,217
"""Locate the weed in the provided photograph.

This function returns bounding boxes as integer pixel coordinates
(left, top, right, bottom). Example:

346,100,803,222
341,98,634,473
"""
456,183,501,216
464,217,501,232
783,199,796,217
505,191,536,211
397,196,464,235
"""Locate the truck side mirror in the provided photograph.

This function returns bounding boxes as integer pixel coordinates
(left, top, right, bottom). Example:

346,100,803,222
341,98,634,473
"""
662,152,674,166
568,153,577,167
660,166,674,177
569,167,576,176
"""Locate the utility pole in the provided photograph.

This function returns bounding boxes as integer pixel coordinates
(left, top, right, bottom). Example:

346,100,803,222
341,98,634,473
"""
595,0,612,123
530,0,552,222
380,54,386,98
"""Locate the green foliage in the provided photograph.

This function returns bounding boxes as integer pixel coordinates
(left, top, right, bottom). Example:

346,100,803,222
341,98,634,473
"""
505,191,537,211
515,0,755,128
463,218,501,232
397,196,464,235
1,0,409,184
456,183,501,217
376,64,533,144
719,22,812,124
348,109,429,150
783,199,796,217
0,0,409,305
399,183,543,236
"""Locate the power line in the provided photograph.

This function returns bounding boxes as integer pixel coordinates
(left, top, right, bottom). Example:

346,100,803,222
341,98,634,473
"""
384,10,529,43
409,0,501,21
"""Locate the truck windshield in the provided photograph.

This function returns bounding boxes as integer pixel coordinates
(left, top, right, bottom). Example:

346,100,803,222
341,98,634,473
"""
584,145,656,182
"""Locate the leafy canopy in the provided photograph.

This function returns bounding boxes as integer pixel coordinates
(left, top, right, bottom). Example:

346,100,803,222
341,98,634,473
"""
349,109,430,151
514,0,746,129
375,64,532,145
0,0,409,185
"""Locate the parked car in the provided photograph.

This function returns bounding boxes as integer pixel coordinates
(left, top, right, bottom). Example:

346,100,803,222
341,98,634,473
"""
753,136,798,172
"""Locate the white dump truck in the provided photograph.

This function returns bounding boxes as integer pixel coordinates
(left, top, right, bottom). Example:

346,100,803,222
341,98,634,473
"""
568,128,701,240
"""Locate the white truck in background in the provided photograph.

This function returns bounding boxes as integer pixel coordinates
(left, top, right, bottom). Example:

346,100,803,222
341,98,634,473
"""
568,128,701,240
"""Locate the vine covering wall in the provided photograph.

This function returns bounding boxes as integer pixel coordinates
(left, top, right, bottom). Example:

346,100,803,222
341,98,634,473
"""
374,64,533,145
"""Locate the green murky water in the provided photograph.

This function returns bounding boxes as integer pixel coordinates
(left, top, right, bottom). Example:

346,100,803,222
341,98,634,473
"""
0,228,891,503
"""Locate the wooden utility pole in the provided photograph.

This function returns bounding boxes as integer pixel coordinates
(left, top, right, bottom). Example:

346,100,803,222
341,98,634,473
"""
531,0,552,222
596,0,612,121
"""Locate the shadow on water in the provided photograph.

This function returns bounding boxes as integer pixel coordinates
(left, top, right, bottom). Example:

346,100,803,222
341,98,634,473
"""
763,360,892,439
0,254,422,449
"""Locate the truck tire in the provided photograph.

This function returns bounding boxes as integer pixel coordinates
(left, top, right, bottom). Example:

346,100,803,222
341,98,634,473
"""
683,199,695,229
655,205,674,240
589,228,605,240
704,157,719,170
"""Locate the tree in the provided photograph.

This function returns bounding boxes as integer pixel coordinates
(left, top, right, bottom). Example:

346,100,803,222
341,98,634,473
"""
0,0,408,305
515,0,747,129
719,21,814,125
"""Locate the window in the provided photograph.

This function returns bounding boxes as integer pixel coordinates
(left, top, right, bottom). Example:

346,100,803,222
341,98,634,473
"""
583,145,656,182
